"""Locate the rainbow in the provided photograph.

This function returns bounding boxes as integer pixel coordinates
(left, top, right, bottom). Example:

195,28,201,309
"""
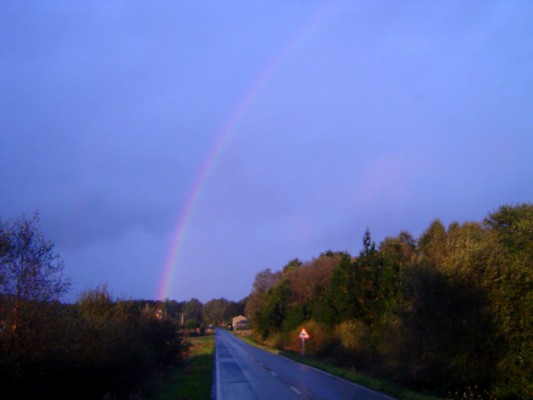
157,2,338,300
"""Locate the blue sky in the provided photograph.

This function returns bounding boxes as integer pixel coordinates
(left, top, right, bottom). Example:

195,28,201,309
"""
1,1,532,303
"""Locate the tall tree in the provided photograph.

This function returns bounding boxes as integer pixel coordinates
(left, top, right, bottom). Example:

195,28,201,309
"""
245,268,281,325
418,219,447,267
256,280,291,337
324,253,358,324
483,203,533,398
356,229,390,324
0,212,70,337
375,232,416,316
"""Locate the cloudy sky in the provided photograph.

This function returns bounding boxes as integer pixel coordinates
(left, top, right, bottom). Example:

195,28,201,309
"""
1,1,532,303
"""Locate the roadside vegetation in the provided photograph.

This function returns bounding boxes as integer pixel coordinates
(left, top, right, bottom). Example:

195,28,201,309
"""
244,203,532,399
235,330,441,400
149,334,215,400
0,212,236,399
0,214,184,399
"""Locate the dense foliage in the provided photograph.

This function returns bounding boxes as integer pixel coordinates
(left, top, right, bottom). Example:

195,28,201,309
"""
0,290,186,398
0,215,185,399
245,204,532,399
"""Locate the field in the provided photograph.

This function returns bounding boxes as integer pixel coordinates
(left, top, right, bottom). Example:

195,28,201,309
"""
149,334,215,400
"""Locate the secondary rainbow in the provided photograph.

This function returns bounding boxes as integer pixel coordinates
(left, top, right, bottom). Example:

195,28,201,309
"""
157,2,338,300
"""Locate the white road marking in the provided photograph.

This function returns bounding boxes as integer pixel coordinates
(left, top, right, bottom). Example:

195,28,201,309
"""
270,371,277,376
291,386,302,395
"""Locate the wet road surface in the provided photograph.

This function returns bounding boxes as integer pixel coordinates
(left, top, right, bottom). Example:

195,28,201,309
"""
214,329,395,400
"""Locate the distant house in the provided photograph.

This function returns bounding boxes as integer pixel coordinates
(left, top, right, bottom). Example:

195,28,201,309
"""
232,315,249,330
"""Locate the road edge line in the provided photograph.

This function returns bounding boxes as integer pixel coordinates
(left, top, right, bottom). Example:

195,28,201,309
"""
215,330,222,400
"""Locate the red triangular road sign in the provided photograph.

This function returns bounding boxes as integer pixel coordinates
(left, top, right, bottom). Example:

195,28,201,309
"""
299,328,310,339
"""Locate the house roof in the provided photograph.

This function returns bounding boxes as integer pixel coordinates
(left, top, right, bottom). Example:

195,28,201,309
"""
232,315,247,324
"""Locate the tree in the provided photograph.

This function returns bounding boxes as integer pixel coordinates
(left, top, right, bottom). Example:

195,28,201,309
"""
203,298,231,326
287,252,342,322
379,231,416,310
228,298,246,319
0,212,70,337
256,280,291,337
252,268,281,293
484,202,533,256
482,203,533,398
282,258,302,273
77,285,115,323
182,298,203,328
324,253,358,324
379,231,416,268
0,212,72,397
245,268,281,326
418,219,447,267
325,229,384,325
362,228,376,256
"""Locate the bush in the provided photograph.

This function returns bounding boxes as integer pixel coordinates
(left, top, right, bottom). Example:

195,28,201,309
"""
0,292,185,399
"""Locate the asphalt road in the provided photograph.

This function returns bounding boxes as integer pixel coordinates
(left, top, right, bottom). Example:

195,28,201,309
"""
213,329,395,400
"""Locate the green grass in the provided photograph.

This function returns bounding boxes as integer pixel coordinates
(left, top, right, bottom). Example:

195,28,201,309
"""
149,334,215,400
235,333,444,400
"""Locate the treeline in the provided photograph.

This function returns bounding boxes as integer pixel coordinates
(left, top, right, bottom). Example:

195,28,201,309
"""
156,296,246,331
1,289,185,399
0,213,247,398
244,204,532,399
3,205,531,398
0,214,182,399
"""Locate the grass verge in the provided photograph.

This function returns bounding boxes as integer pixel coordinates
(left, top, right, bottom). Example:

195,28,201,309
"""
149,334,215,400
234,332,443,400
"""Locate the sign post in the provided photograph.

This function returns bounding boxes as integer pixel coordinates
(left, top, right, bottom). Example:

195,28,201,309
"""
298,328,310,357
